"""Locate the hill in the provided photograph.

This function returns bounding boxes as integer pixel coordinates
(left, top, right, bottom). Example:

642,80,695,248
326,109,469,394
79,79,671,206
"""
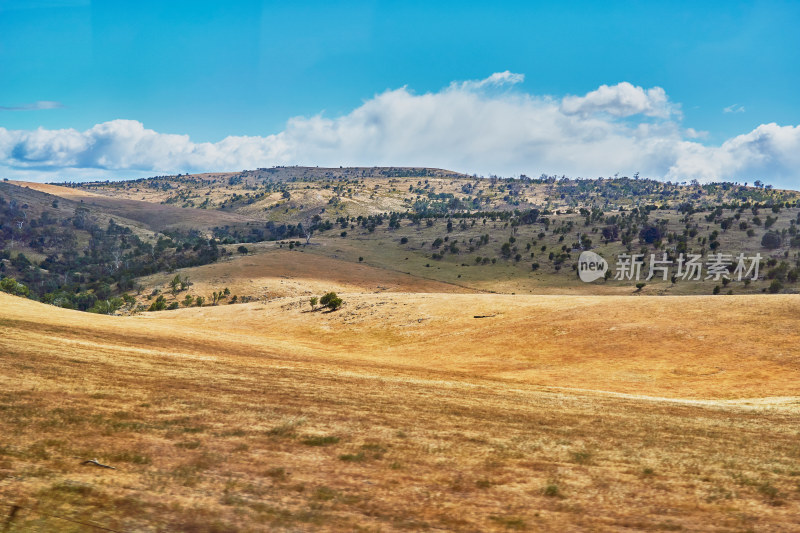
135,244,475,306
11,181,260,232
1,291,798,531
54,168,800,298
0,180,234,311
5,167,800,311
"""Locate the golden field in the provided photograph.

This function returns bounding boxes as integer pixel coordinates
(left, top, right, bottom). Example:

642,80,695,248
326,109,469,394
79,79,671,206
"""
1,290,799,532
136,246,474,304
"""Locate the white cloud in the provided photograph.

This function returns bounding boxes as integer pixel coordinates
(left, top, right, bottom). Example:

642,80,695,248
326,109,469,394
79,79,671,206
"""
666,123,800,183
684,128,708,139
455,70,525,91
723,103,746,114
0,73,799,188
560,82,675,119
0,100,64,111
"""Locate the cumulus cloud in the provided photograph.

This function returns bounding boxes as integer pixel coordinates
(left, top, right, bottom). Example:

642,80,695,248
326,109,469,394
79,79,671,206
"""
0,100,64,111
560,82,674,118
1,73,799,187
666,123,800,182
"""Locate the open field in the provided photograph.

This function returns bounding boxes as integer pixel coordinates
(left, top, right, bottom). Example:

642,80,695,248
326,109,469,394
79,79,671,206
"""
2,292,799,531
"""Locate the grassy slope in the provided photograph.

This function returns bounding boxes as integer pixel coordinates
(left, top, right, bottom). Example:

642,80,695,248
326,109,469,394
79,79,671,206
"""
136,245,475,307
12,181,259,232
59,170,800,297
0,181,152,236
1,292,799,531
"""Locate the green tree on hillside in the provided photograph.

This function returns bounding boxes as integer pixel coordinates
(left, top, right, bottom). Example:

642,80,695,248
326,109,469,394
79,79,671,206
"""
319,291,344,311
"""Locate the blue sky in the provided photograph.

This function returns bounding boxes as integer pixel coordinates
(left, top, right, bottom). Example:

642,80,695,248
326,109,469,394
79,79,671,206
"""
1,0,800,186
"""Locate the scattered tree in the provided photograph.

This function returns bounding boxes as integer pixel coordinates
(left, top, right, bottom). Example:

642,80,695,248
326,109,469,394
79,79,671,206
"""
761,232,782,249
319,291,344,311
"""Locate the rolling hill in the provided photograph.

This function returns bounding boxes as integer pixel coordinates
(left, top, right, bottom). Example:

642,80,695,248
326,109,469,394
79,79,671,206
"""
2,168,800,531
1,291,799,531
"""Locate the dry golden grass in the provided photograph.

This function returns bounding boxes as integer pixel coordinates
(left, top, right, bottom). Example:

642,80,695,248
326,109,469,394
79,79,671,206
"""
12,182,105,200
1,292,799,531
138,246,474,306
10,181,257,232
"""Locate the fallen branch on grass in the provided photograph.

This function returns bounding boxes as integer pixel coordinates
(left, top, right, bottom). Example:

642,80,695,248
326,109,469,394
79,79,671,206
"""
81,459,116,469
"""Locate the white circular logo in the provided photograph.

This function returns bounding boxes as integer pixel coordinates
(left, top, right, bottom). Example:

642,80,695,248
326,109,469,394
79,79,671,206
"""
578,251,608,282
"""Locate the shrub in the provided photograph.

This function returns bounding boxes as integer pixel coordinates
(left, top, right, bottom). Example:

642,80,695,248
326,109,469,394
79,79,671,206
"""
0,277,30,297
148,295,167,311
89,297,125,314
543,483,560,497
339,452,364,462
302,435,339,447
768,279,784,293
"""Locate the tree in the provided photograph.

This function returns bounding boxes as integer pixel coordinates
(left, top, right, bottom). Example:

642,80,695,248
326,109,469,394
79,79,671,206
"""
211,290,227,305
0,277,30,297
300,213,323,245
761,232,782,249
639,225,662,245
310,296,318,310
148,295,167,311
170,274,182,294
319,291,344,311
